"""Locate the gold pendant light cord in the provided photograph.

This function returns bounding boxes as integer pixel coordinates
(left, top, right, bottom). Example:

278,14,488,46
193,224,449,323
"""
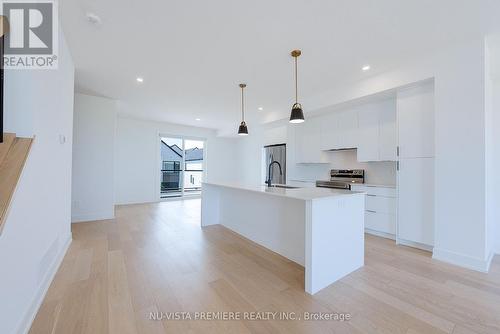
241,85,245,121
295,56,298,104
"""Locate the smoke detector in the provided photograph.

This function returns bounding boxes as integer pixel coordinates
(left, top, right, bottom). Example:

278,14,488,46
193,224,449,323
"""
85,12,102,25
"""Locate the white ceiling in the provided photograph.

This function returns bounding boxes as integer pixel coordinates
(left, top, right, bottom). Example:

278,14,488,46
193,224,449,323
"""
61,0,500,135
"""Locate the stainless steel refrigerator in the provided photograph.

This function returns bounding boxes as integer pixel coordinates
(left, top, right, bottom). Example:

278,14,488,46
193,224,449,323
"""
264,144,286,185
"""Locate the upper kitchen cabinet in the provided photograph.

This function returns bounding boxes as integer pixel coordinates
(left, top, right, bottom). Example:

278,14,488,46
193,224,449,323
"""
320,111,358,150
294,117,328,164
263,125,287,147
293,98,396,163
338,111,359,149
397,84,435,158
320,112,339,150
357,99,397,162
379,105,397,161
357,108,380,162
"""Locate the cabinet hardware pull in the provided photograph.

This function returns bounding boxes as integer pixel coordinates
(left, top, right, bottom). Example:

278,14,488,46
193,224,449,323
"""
366,210,377,213
366,194,376,197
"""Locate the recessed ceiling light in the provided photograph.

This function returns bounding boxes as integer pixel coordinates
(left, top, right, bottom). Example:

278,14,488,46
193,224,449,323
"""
136,77,144,83
362,65,371,71
195,118,201,121
258,107,264,111
85,12,102,25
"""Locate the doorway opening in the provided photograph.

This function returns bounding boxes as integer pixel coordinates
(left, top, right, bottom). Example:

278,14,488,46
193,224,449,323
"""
160,136,205,199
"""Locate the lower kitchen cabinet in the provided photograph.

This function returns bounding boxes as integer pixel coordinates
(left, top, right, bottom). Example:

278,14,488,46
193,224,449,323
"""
397,157,434,248
351,185,397,238
365,210,397,236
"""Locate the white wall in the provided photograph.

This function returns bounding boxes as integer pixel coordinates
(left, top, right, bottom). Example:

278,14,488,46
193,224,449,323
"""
485,44,493,258
72,94,116,222
206,136,240,184
490,79,500,254
486,35,500,256
115,116,239,205
0,30,75,334
431,39,488,269
236,124,268,185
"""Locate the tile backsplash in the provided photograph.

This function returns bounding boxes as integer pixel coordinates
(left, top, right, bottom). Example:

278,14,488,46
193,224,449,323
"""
288,149,396,186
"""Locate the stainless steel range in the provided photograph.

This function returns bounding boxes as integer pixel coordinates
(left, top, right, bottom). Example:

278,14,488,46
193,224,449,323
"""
316,169,365,190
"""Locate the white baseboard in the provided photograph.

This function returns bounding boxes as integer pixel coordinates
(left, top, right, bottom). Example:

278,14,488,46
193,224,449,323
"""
115,199,155,206
115,195,201,206
72,210,115,223
432,247,494,273
365,229,396,240
16,232,72,334
397,238,433,252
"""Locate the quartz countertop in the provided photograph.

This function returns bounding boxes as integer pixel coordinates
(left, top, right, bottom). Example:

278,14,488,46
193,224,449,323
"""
202,182,365,201
351,183,397,189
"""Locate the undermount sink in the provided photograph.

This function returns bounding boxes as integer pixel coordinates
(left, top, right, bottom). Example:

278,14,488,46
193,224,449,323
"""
268,184,300,189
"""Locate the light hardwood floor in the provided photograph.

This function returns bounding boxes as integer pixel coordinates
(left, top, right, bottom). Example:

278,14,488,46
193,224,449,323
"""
30,199,500,334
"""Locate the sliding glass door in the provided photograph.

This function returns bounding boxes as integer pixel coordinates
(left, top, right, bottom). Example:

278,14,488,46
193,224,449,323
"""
183,139,204,195
160,136,204,198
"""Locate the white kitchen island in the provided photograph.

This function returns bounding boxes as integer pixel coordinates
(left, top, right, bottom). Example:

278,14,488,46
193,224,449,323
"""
201,182,365,294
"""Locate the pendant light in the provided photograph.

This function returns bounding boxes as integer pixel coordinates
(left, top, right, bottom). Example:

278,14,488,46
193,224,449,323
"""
237,83,249,135
289,49,305,123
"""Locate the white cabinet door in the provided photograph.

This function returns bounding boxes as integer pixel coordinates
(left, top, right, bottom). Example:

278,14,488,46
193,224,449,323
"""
338,111,358,149
296,123,314,163
320,113,339,150
398,157,434,246
295,117,326,163
397,84,435,158
308,117,326,163
351,185,397,197
294,122,306,163
366,211,397,235
321,111,358,150
357,109,379,162
352,184,398,236
379,108,397,161
366,195,397,214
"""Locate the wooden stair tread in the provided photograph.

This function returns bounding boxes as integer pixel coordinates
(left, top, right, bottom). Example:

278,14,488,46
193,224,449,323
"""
0,133,16,166
0,136,33,234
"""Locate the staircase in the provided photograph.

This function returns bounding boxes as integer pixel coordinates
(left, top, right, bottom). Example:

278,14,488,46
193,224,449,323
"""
0,133,33,233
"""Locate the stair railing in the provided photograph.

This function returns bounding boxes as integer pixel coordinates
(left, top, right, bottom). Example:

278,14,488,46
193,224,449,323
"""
0,16,8,143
